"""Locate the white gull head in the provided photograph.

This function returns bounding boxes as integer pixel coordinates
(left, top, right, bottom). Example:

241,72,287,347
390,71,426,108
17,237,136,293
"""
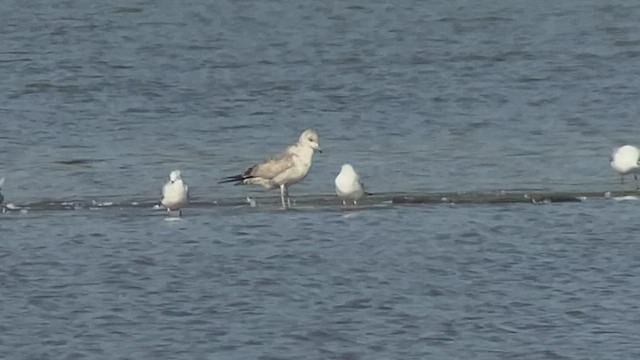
169,170,182,183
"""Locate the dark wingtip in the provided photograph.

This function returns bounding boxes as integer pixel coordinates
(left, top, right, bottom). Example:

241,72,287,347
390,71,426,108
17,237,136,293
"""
219,174,254,185
220,166,255,184
218,175,243,184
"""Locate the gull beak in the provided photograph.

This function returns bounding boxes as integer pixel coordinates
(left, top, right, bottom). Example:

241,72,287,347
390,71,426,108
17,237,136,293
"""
317,147,322,153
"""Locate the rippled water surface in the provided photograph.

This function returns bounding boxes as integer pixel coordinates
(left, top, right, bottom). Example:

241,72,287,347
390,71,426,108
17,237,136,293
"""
3,202,640,359
2,0,640,358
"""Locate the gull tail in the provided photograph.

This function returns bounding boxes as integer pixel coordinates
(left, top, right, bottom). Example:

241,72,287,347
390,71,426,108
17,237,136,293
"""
219,166,257,185
219,169,258,185
218,175,249,185
361,182,373,196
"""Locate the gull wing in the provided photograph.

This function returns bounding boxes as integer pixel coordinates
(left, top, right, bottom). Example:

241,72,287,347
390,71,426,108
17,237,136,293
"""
249,149,296,180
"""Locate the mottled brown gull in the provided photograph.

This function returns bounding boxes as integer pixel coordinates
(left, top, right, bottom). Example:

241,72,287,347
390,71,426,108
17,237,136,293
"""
219,129,321,208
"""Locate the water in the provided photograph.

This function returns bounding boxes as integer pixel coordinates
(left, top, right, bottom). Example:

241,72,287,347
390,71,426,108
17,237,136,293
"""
3,202,640,359
2,0,640,358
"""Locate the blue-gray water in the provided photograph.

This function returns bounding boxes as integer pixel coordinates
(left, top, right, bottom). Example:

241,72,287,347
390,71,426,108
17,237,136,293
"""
2,0,640,358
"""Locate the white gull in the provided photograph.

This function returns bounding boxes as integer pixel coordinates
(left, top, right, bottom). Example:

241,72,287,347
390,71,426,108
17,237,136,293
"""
335,164,366,205
161,170,189,216
611,145,640,189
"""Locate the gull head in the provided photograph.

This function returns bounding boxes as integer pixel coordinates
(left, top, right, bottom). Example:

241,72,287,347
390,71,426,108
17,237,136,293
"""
169,170,182,183
299,129,321,153
339,164,358,179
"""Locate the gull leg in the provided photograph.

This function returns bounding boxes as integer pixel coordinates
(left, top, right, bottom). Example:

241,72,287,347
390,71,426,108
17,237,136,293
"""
285,186,291,208
342,200,346,206
280,184,286,208
354,200,357,205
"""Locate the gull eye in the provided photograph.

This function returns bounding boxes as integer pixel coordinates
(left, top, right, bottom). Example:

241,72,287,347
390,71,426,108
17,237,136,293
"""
308,137,314,142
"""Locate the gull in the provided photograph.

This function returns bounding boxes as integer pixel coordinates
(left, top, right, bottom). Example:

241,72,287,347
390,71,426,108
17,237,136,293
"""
610,145,640,189
0,177,4,205
219,129,321,208
335,164,366,205
161,170,189,216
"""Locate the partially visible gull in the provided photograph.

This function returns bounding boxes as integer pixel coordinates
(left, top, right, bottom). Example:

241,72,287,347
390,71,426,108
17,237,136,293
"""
611,145,640,189
0,177,4,206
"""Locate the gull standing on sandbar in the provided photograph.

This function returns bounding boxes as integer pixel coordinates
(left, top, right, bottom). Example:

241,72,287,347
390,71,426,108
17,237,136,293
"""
161,170,189,216
610,145,640,189
335,164,365,205
219,129,322,208
0,177,5,206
